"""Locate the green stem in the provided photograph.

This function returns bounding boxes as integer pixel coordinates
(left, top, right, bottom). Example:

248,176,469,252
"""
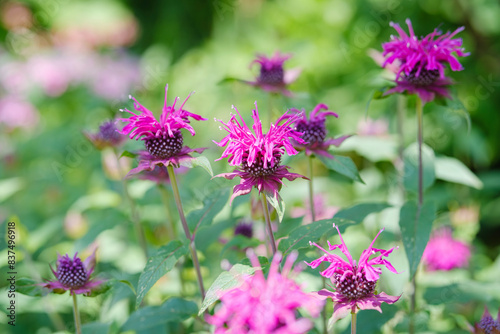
260,192,277,256
416,97,424,207
72,294,82,334
351,311,356,334
397,95,406,198
166,165,206,300
158,184,177,240
308,155,316,223
113,149,148,258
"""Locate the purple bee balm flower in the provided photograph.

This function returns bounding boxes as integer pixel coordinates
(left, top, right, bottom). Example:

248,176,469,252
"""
422,227,471,271
306,224,401,323
245,51,301,97
214,102,308,202
208,251,323,333
290,103,351,159
381,18,469,103
469,307,500,334
234,220,253,238
41,251,103,296
118,84,207,177
84,120,127,150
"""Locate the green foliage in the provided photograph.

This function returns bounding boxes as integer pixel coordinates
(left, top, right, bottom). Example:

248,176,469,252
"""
317,154,365,183
187,187,229,232
403,143,436,193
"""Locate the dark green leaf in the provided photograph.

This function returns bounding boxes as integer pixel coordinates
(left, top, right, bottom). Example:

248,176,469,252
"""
275,217,303,239
278,218,355,255
187,188,229,232
399,201,435,279
424,281,500,305
16,278,46,297
123,298,197,331
434,156,483,189
221,235,261,255
317,155,364,184
136,241,188,308
120,150,137,159
335,203,391,224
199,264,255,315
403,143,435,193
179,156,213,176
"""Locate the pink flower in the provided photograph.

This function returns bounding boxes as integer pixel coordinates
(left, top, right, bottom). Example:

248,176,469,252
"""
118,84,207,177
214,102,307,202
208,251,323,333
291,193,339,224
245,51,301,96
290,103,351,158
468,307,500,334
0,95,39,130
357,117,389,137
307,224,400,322
381,19,469,103
41,251,103,296
422,227,471,271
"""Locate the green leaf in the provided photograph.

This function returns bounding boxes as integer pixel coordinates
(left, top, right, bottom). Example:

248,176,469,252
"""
123,297,197,331
266,193,285,223
403,143,435,193
16,278,46,297
335,203,391,225
82,322,111,334
136,241,188,308
434,156,483,189
221,235,261,255
180,156,213,176
199,264,255,315
120,150,137,159
187,188,229,232
424,281,500,305
218,77,246,85
278,217,355,255
275,217,303,239
399,201,435,279
317,155,364,183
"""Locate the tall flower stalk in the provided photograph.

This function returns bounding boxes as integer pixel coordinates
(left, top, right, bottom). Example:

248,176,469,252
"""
72,294,82,334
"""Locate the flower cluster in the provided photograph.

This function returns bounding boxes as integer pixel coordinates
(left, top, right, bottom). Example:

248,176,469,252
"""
307,224,400,322
208,251,323,333
289,103,351,158
469,307,500,334
214,102,307,201
382,19,469,103
41,251,103,296
118,85,207,176
422,227,471,271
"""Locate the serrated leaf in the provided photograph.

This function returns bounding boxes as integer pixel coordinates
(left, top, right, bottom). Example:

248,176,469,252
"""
16,278,46,297
434,156,483,189
317,155,364,183
180,156,213,176
399,201,435,279
403,143,435,193
278,218,355,255
266,194,285,223
136,241,188,308
335,203,391,224
187,188,229,232
199,264,255,315
120,150,137,159
123,298,197,331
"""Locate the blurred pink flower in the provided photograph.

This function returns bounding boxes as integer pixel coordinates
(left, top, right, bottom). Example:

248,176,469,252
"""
214,103,307,202
381,19,469,103
245,52,301,96
290,103,351,158
357,117,389,137
307,224,400,322
422,227,471,271
27,54,73,97
118,84,207,177
208,251,323,333
468,307,500,334
0,95,39,130
291,193,339,224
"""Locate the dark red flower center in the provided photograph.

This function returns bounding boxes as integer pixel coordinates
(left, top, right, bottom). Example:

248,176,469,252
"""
404,68,440,86
144,131,183,159
241,151,281,177
333,267,376,300
296,119,327,146
57,256,88,288
259,65,284,86
479,316,500,334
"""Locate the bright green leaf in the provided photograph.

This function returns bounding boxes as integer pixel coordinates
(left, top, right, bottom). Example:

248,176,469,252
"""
120,150,137,159
136,241,188,308
435,156,483,189
187,188,229,232
399,201,435,279
403,143,435,193
123,298,197,331
199,264,255,315
180,156,213,176
317,155,364,184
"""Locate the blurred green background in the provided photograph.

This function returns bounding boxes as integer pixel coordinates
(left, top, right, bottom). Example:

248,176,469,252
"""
1,0,500,333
